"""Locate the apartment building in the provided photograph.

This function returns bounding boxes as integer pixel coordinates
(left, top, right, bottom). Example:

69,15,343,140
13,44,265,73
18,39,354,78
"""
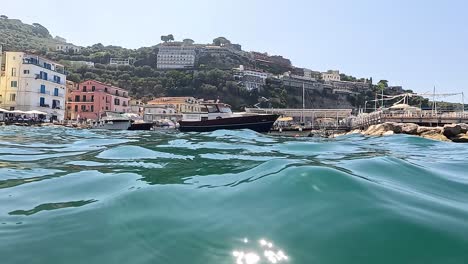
0,52,67,121
56,44,81,53
233,65,270,91
157,43,197,69
322,70,341,82
146,97,202,113
67,80,130,120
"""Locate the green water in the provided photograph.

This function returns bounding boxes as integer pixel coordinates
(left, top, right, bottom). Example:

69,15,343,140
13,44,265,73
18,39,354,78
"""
0,126,467,264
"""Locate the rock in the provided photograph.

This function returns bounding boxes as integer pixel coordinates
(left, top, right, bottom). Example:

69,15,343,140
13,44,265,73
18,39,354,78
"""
416,126,444,135
459,123,468,134
401,123,419,135
392,123,403,133
451,133,468,143
383,131,394,136
443,124,462,138
421,131,450,142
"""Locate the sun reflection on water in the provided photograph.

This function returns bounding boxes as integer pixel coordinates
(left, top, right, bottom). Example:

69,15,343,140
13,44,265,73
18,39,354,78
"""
233,238,289,264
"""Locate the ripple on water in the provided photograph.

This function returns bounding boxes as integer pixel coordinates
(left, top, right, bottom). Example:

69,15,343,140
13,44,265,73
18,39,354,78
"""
97,145,192,160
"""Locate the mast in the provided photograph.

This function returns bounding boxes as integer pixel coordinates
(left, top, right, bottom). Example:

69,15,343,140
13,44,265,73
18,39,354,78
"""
302,82,305,123
381,87,384,109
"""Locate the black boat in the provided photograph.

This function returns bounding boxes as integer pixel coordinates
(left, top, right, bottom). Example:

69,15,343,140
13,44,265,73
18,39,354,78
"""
178,103,279,133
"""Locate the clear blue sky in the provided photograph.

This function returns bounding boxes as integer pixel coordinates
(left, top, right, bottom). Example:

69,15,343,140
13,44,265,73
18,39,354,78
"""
2,0,468,100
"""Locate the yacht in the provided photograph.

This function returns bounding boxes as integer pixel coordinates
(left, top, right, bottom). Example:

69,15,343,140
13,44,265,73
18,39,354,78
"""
178,103,279,132
91,112,153,130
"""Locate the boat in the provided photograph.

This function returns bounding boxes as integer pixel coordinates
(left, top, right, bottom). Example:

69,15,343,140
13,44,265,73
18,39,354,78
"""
178,103,279,132
91,112,153,130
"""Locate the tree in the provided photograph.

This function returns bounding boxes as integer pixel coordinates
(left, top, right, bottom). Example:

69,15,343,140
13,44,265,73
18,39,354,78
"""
183,38,195,45
377,80,388,91
31,23,51,38
213,37,231,46
161,34,175,43
0,15,8,19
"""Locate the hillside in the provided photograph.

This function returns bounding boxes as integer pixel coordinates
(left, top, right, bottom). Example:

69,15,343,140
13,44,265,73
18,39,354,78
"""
0,16,59,52
0,15,435,111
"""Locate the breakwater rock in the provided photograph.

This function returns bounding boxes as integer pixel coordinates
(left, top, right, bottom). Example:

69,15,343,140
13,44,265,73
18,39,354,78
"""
352,122,468,142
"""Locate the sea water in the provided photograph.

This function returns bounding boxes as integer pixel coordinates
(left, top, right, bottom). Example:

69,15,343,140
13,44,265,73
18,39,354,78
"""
0,126,467,264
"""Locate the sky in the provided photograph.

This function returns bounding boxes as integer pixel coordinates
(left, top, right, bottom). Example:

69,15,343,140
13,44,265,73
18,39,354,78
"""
2,0,467,101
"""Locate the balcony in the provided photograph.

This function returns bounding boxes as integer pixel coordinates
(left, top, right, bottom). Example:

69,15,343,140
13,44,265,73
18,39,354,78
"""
40,104,50,108
24,57,66,75
35,74,66,85
39,88,50,95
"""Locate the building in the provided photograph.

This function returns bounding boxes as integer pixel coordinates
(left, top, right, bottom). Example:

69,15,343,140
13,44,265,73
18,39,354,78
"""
157,43,197,69
68,61,95,68
328,80,371,94
56,44,81,53
146,97,202,113
0,52,67,121
322,70,341,82
387,86,404,93
280,72,322,92
143,104,181,122
130,99,144,115
233,65,270,91
109,58,133,66
303,68,322,80
65,80,78,120
251,52,292,68
66,80,130,120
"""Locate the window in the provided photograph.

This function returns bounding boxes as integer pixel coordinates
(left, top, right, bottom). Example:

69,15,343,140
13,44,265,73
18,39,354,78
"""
92,86,95,91
75,95,80,102
11,68,16,77
114,98,120,105
9,93,16,102
106,106,109,110
23,70,30,74
54,88,59,96
83,86,87,92
74,105,78,112
91,105,94,112
81,105,86,111
104,87,108,92
40,85,46,94
11,81,18,88
83,95,87,102
40,97,45,106
53,75,61,84
91,95,94,102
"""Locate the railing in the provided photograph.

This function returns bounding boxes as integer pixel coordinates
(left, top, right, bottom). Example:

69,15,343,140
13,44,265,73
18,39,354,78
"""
39,89,50,95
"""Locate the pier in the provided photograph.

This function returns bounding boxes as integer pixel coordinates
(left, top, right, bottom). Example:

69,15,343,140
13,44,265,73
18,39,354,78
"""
351,110,468,129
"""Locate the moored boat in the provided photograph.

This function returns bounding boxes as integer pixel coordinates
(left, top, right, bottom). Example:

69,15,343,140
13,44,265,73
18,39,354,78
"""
178,103,279,133
91,112,152,131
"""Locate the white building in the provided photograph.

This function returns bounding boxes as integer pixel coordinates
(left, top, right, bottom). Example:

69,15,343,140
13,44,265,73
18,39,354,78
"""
143,104,180,122
109,58,133,66
322,70,341,82
157,43,197,69
0,52,67,121
233,65,270,91
56,44,81,53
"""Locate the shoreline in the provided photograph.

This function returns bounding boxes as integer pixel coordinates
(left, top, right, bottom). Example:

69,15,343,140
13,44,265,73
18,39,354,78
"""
336,122,468,143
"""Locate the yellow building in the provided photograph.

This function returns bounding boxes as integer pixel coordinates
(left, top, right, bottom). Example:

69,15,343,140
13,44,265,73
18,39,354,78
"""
147,97,202,113
0,51,67,120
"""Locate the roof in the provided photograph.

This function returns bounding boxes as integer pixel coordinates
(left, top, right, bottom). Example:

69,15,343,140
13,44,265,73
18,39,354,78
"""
80,80,128,91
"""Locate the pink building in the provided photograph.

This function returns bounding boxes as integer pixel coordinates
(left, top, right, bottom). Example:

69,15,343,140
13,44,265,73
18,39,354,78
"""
67,80,130,120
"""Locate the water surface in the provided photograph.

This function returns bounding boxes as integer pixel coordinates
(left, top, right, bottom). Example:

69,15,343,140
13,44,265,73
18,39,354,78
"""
1,126,468,264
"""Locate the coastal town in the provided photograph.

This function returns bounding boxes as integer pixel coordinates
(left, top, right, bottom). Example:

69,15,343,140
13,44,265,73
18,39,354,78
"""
0,17,467,141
